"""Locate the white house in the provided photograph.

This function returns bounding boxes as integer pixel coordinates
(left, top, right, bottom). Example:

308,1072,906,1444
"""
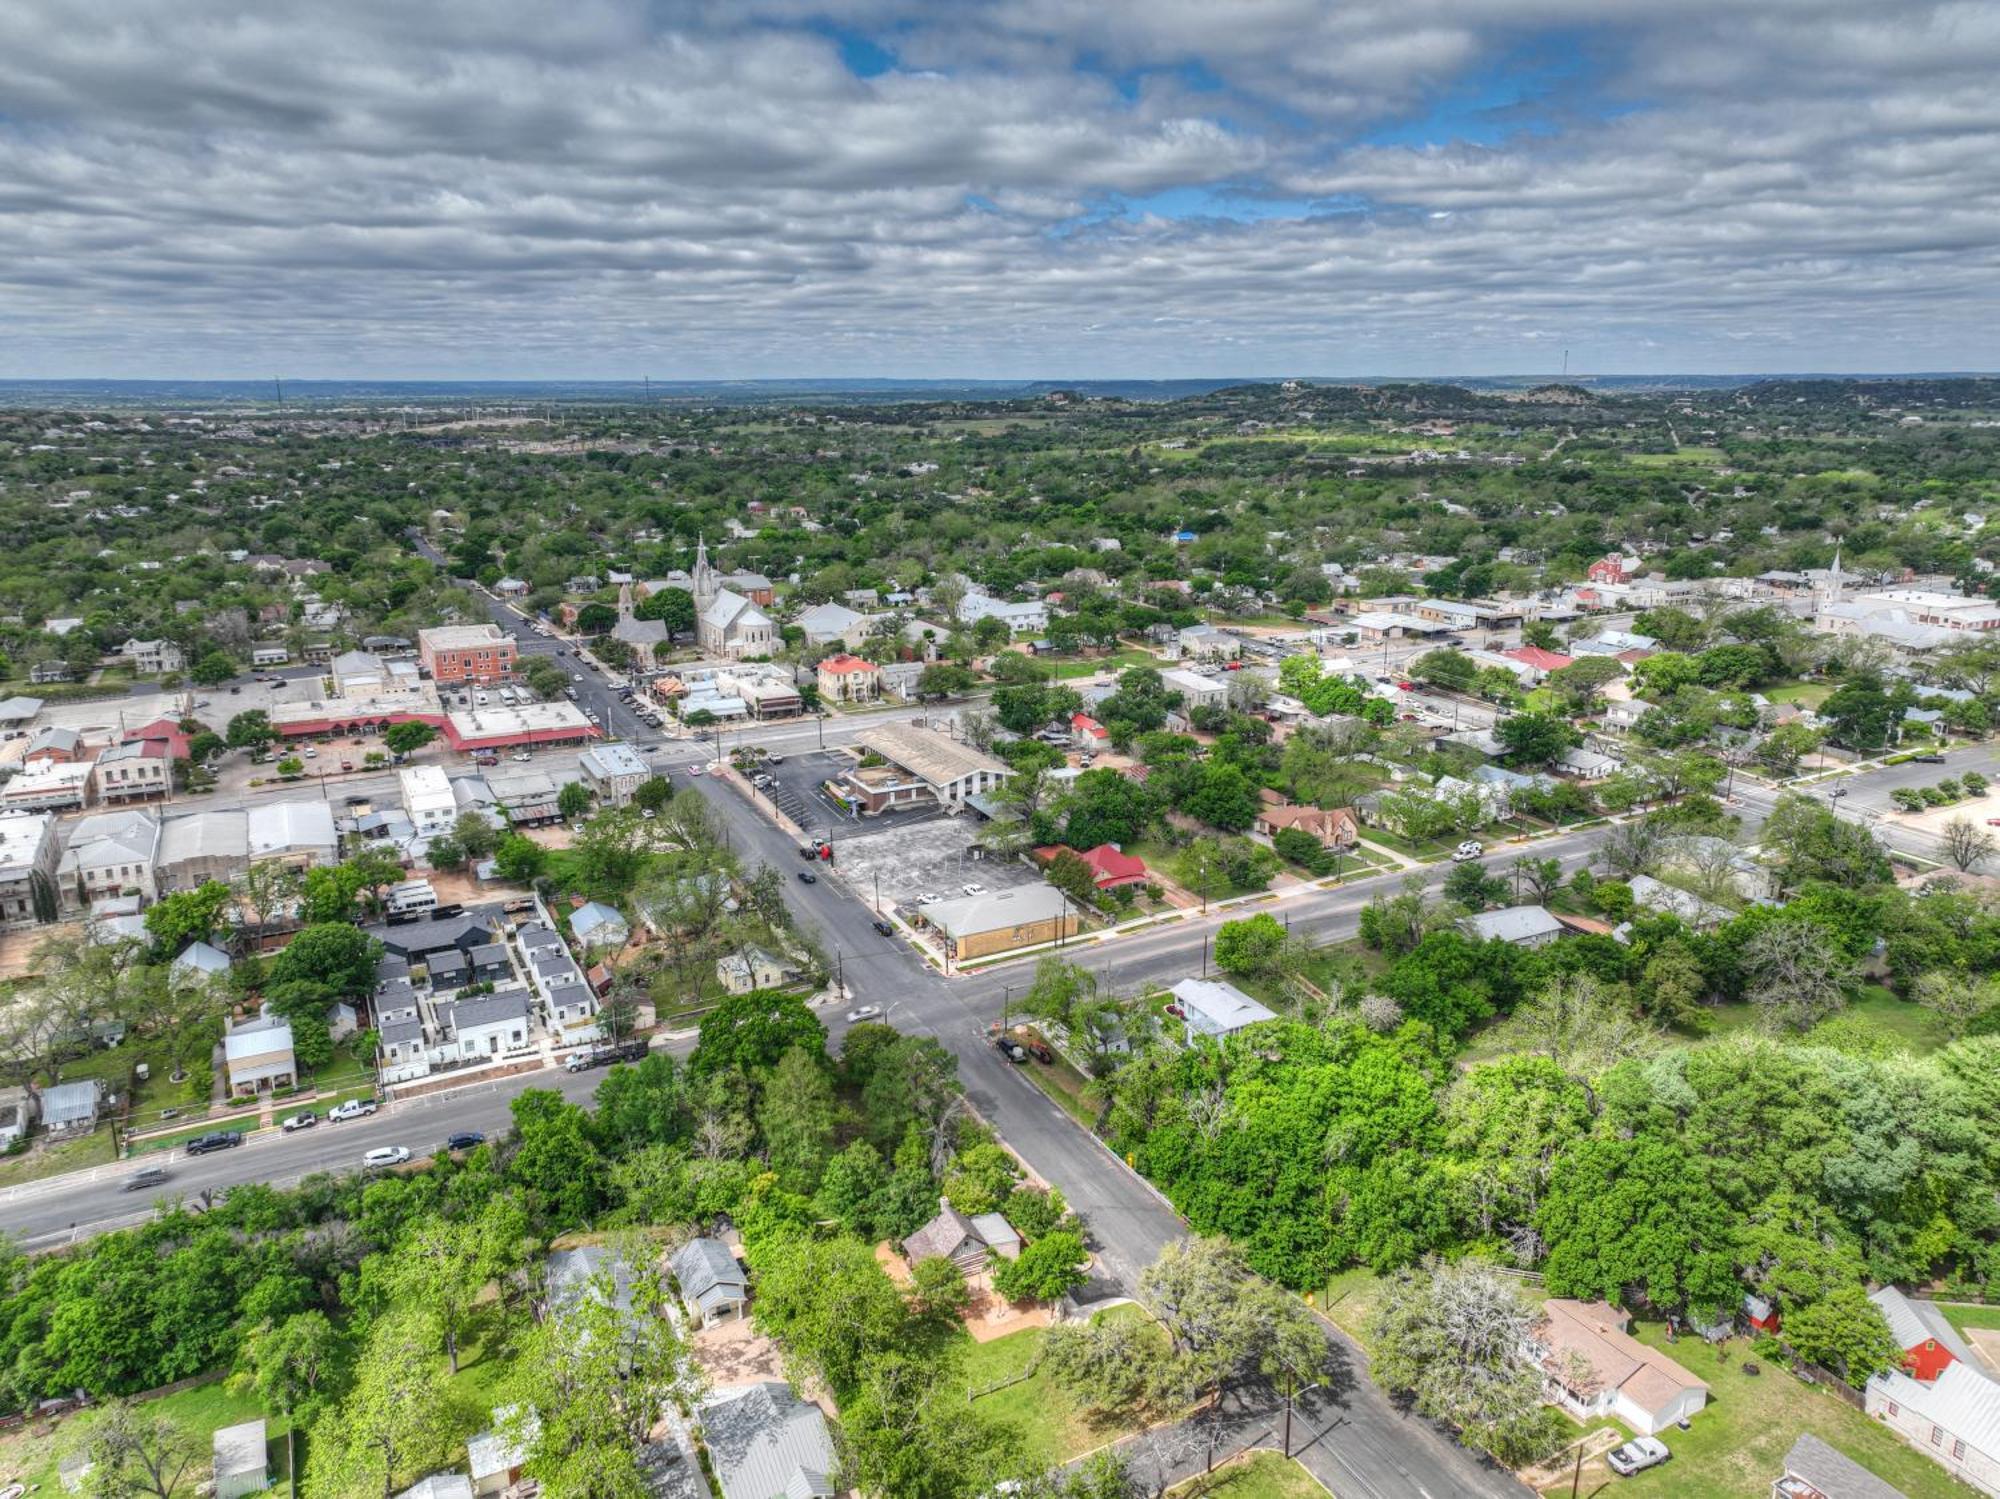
1170,977,1278,1045
1866,1360,2000,1495
1463,905,1566,947
400,764,457,837
212,1420,269,1499
578,743,650,809
1534,1299,1709,1438
223,1011,296,1097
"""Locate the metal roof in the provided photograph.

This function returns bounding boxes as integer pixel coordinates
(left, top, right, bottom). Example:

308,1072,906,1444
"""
700,1384,835,1499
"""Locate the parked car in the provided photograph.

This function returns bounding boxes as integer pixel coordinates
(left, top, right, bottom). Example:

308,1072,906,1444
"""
995,1037,1029,1063
1452,840,1485,862
1009,1032,1054,1063
799,844,821,859
184,1131,243,1156
845,1005,883,1023
282,1111,318,1132
962,883,987,896
1912,752,1947,763
363,1146,412,1169
328,1098,378,1122
1606,1438,1671,1477
565,1050,599,1073
123,1165,171,1191
444,1131,486,1151
872,918,895,937
797,870,818,884
766,754,785,765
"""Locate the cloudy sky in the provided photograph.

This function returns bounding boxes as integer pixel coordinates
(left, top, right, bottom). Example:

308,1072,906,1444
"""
2,0,1996,379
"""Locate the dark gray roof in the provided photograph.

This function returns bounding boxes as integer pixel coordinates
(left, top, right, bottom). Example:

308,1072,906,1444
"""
546,1244,638,1319
700,1384,834,1499
1780,1433,1909,1499
469,942,510,968
452,991,531,1033
670,1237,747,1317
517,923,564,951
545,981,593,1012
380,1017,425,1047
902,1203,981,1265
635,1440,706,1499
367,910,498,959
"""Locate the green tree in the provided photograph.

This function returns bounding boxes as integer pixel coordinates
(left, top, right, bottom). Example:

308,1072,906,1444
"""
493,832,547,883
271,923,383,998
190,651,236,686
634,586,696,637
574,602,618,636
142,881,232,953
305,1308,457,1499
692,991,826,1080
558,781,593,820
264,980,339,1072
233,1310,341,1431
1496,712,1581,769
1545,655,1623,712
382,721,436,756
1211,913,1287,977
508,1090,610,1232
1368,1258,1563,1466
757,1046,838,1192
992,1232,1089,1304
225,710,275,750
1539,1134,1739,1315
68,1399,206,1499
1782,1284,1903,1382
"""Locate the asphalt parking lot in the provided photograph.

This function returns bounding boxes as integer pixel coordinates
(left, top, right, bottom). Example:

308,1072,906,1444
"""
742,749,862,834
831,815,1041,916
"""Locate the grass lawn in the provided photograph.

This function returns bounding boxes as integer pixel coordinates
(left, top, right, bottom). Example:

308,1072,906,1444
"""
1016,1050,1100,1128
1694,985,1952,1055
1617,1320,1969,1499
0,1377,294,1498
1318,1266,1388,1352
1936,1301,2000,1338
0,1125,118,1187
955,1305,1169,1469
1047,649,1160,681
1765,680,1835,710
1169,1450,1330,1498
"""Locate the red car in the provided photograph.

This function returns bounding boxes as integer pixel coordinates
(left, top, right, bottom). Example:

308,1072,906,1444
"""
1396,680,1415,690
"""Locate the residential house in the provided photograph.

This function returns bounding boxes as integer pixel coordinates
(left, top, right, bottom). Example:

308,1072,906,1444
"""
1070,711,1109,745
918,885,1079,961
902,1201,1022,1274
1872,1287,1977,1382
1588,554,1644,585
700,1383,836,1499
57,809,159,908
1557,746,1621,780
958,592,1048,633
171,940,233,985
1534,1299,1709,1437
468,1409,538,1498
1253,800,1358,850
119,638,185,676
571,902,629,951
29,662,73,685
398,1477,475,1499
449,991,533,1061
1160,668,1228,714
669,1237,749,1326
878,660,925,701
1629,873,1735,930
1601,699,1649,734
1170,977,1279,1045
1772,1432,1910,1499
1463,905,1566,947
212,1420,269,1499
40,1079,102,1138
1178,623,1241,661
223,1010,295,1096
0,1086,37,1148
716,946,793,994
1865,1360,2000,1495
1502,646,1574,681
816,653,881,704
1033,843,1150,890
579,742,651,808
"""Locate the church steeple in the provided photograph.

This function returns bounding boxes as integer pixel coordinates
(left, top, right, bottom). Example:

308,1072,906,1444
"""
692,534,717,607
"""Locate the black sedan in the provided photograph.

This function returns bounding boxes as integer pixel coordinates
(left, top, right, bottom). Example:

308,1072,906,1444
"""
797,870,818,884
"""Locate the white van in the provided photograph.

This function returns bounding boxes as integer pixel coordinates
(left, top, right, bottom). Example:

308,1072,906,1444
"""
386,879,438,915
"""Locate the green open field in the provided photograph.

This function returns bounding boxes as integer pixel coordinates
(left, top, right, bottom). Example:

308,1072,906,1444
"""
954,1304,1170,1469
1698,984,1953,1055
1169,1450,1330,1498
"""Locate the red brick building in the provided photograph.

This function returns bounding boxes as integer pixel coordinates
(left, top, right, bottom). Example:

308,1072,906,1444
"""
418,624,517,684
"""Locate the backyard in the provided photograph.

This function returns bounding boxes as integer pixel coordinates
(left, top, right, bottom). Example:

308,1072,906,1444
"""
952,1304,1176,1470
0,1378,296,1499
